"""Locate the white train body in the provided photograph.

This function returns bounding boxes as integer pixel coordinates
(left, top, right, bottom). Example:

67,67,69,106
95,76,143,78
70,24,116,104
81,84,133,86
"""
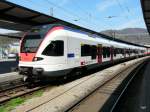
19,24,148,79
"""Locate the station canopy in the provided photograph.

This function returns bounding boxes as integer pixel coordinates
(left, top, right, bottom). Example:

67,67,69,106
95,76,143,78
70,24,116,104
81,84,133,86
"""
141,0,150,34
0,0,71,31
0,0,104,34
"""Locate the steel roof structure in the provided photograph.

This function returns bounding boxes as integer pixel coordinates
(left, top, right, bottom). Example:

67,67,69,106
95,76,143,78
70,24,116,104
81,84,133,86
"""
0,0,149,48
141,0,150,34
0,34,21,39
0,0,63,31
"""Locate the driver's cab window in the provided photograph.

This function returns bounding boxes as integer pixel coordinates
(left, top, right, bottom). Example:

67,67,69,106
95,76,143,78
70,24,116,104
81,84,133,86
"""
42,40,64,56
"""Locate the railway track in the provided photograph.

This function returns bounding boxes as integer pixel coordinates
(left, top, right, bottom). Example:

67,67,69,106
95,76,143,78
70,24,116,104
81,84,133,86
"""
0,79,48,104
66,59,147,112
0,79,24,93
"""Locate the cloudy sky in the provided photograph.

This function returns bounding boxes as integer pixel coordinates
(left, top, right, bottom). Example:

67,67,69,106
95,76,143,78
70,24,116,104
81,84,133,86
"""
0,0,147,33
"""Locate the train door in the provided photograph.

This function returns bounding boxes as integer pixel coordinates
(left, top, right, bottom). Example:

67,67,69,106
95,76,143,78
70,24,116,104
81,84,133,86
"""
97,44,102,63
110,46,113,61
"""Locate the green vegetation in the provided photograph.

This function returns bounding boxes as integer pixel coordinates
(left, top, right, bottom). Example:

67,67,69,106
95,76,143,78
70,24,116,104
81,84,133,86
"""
0,89,44,112
31,89,44,97
0,98,25,112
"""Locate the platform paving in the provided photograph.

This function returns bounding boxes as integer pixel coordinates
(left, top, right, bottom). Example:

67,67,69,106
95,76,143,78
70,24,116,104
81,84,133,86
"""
0,72,22,83
113,58,150,112
0,59,18,74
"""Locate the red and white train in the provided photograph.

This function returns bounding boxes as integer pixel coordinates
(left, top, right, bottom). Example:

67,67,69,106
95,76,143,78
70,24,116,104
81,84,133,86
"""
19,24,150,81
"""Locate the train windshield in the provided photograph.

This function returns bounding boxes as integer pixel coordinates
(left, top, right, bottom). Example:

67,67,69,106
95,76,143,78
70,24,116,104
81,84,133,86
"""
21,35,43,53
21,24,58,53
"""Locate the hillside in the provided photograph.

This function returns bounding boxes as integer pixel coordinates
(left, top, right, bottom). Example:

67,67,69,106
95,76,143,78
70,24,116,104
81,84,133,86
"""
101,28,150,45
101,28,147,35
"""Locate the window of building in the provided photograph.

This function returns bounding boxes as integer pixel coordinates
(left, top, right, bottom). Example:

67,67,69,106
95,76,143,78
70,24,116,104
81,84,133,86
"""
42,40,64,56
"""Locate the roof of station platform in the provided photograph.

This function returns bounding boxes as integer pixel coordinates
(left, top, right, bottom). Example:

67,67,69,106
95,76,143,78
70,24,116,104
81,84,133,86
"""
141,0,150,34
0,0,66,31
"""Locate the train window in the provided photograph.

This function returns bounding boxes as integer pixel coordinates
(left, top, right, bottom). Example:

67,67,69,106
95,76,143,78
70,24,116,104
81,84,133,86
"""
91,45,97,59
118,49,121,54
113,48,116,57
120,49,125,55
106,47,110,57
136,50,138,54
134,50,138,54
103,47,110,58
103,47,107,58
141,50,145,53
130,49,133,54
117,48,120,54
81,44,91,56
42,40,64,56
21,35,43,53
126,49,130,54
116,48,119,54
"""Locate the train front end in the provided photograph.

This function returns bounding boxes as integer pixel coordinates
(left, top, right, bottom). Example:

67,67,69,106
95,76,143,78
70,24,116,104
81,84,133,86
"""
19,26,47,81
19,24,62,81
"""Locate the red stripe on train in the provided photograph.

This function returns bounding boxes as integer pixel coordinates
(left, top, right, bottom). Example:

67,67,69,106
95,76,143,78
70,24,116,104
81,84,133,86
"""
35,26,64,57
37,26,64,52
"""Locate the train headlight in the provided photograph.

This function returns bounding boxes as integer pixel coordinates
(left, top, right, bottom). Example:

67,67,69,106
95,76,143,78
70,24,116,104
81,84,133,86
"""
33,57,43,61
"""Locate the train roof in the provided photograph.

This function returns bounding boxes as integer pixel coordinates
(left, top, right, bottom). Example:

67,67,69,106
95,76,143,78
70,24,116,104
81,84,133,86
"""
56,24,149,48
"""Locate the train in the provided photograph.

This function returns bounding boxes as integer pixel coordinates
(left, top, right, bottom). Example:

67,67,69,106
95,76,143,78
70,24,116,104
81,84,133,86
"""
18,24,150,82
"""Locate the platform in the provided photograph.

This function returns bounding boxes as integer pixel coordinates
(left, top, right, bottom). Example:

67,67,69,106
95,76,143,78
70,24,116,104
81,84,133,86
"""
0,59,18,74
112,58,150,112
0,72,22,83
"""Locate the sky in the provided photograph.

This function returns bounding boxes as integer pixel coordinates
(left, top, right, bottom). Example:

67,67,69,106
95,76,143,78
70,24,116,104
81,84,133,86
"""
0,0,147,33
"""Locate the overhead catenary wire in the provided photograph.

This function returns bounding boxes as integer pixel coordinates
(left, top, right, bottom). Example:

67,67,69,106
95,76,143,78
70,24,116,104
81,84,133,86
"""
115,0,130,20
45,0,97,27
26,0,109,31
114,0,144,42
70,1,114,30
26,0,87,26
45,0,110,30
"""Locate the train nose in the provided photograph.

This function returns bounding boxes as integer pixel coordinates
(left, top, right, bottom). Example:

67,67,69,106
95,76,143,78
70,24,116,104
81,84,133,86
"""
19,67,33,75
